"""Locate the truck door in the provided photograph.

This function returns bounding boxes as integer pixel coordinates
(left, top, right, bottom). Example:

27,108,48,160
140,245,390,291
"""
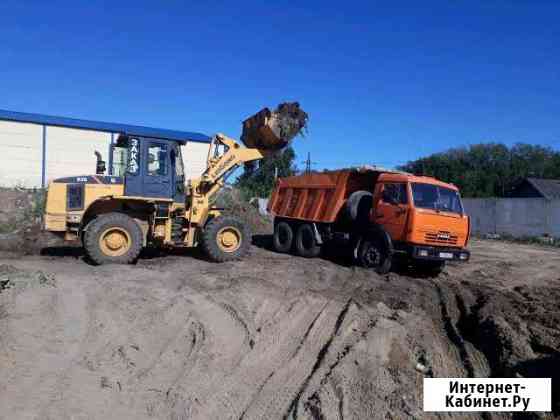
374,183,409,241
143,140,173,198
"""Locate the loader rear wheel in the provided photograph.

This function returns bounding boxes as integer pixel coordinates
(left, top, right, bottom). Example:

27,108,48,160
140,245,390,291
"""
273,221,293,253
84,212,143,265
295,224,321,258
201,217,250,262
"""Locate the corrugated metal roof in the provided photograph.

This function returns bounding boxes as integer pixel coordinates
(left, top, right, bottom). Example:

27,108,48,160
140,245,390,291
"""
526,177,560,200
0,109,211,144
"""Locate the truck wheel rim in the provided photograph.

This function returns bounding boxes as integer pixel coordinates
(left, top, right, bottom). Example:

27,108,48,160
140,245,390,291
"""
99,227,131,257
363,244,381,267
217,227,241,253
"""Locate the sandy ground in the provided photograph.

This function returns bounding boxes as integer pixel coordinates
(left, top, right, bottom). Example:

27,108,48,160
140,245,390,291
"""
0,238,558,420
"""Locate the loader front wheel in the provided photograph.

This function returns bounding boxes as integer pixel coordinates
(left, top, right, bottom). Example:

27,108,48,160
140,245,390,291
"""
201,217,250,262
84,212,143,265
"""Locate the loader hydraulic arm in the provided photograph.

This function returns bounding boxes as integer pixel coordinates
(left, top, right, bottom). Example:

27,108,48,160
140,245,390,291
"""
183,133,272,244
201,133,267,185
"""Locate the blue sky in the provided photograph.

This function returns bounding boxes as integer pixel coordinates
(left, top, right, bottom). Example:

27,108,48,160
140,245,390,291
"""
1,0,559,170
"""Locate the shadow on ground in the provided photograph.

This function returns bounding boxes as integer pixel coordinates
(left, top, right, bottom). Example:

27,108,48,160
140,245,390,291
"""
251,234,446,278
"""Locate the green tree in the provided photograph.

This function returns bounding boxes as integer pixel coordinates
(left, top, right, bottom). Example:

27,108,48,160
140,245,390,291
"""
398,143,560,198
236,147,297,198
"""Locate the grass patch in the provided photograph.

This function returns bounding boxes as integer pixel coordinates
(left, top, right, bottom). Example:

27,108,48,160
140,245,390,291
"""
474,233,560,248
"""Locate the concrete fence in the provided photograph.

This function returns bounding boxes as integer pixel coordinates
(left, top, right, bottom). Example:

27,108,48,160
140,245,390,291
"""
462,198,560,238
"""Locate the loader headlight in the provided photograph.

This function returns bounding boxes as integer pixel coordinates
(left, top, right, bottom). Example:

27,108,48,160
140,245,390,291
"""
66,214,81,223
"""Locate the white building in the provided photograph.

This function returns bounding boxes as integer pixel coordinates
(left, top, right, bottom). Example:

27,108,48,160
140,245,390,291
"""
0,110,211,188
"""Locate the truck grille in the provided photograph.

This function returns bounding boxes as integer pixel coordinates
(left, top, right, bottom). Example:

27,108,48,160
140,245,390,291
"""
425,231,458,245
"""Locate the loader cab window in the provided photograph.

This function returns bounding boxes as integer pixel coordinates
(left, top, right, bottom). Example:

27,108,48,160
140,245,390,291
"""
173,146,185,194
147,144,168,176
111,138,129,177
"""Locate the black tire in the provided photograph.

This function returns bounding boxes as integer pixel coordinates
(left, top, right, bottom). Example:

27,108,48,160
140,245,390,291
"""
357,237,392,274
345,191,373,225
273,221,294,253
200,216,250,262
295,223,321,258
83,212,144,265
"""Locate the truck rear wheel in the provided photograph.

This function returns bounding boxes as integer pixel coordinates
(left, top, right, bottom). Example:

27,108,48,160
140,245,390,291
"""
201,216,250,262
357,238,392,274
273,221,293,253
84,212,143,265
295,224,321,258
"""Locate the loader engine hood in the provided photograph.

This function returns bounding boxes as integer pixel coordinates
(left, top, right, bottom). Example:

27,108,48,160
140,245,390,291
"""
44,176,126,233
52,175,123,185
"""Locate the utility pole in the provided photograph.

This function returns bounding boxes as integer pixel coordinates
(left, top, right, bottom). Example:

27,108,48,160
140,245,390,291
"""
303,152,316,174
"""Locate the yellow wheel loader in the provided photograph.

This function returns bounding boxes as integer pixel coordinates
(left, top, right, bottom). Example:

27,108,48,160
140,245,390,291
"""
43,103,307,264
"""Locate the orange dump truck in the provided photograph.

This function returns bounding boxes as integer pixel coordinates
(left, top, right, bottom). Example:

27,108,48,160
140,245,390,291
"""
268,168,470,274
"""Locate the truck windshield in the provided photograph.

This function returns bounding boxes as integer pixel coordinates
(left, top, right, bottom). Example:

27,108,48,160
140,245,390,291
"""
411,183,464,214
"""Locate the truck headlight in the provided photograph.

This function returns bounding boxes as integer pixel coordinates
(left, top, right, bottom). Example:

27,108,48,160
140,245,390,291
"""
459,253,468,260
419,249,429,257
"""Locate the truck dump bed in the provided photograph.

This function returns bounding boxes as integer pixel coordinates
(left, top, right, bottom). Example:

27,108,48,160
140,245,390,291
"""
268,169,380,223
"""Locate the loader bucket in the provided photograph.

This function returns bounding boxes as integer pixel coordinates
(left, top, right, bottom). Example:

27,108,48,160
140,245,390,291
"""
241,102,308,151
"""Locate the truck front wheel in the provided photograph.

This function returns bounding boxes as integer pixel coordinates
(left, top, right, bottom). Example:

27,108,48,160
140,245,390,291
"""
357,238,392,274
201,216,250,262
273,221,293,253
295,224,321,258
83,212,144,265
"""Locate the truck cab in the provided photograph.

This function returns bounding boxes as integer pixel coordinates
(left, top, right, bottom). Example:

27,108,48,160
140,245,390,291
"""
372,173,470,265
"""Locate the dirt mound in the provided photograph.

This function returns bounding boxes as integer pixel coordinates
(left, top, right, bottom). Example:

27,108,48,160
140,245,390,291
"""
0,240,557,419
0,188,65,256
0,264,56,290
0,188,44,233
214,187,272,234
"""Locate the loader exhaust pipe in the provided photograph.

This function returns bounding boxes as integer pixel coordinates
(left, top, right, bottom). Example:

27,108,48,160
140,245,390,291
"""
94,151,106,175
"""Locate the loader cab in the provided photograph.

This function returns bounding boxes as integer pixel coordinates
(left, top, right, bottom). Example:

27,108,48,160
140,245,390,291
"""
110,135,185,202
